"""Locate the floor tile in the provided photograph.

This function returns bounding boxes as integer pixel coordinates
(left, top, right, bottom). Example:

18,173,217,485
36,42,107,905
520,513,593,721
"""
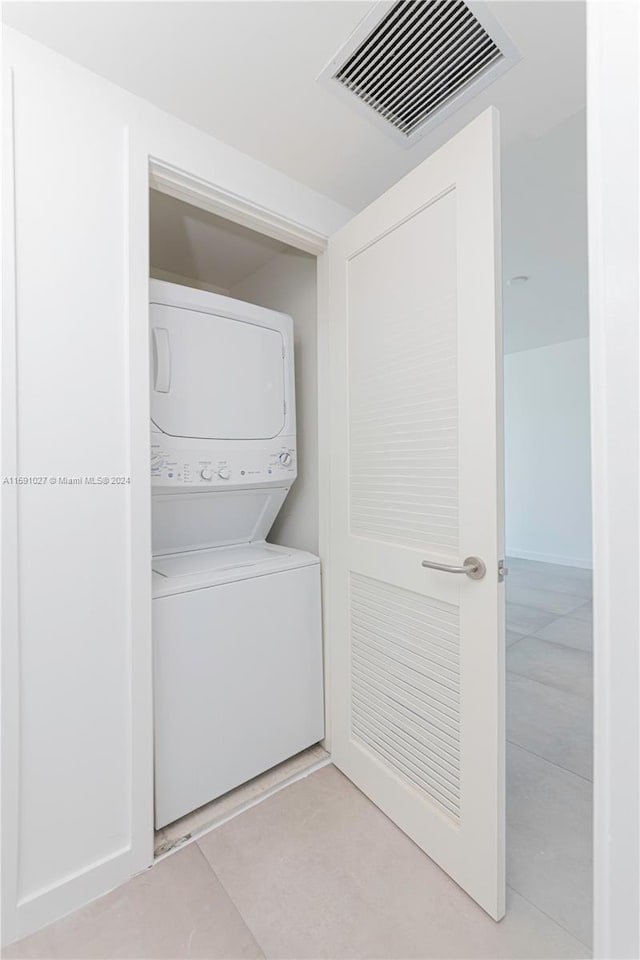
506,629,524,646
569,602,593,624
3,845,264,960
199,765,587,959
507,636,592,700
507,673,593,780
535,616,593,653
506,561,592,599
506,602,558,636
507,743,592,948
506,584,587,616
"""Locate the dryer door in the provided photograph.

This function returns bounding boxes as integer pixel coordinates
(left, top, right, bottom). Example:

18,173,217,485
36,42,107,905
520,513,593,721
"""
150,304,286,440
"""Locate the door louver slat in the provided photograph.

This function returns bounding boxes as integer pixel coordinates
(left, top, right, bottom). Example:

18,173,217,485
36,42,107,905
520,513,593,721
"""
350,574,462,822
325,0,511,141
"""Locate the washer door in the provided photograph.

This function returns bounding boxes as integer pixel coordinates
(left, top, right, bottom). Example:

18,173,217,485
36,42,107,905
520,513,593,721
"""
150,303,286,440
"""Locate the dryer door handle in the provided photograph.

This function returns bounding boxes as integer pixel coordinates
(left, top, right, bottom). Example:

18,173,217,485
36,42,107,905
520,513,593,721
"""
153,327,171,393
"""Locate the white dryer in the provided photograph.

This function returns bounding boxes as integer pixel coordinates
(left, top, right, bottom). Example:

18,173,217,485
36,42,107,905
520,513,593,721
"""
150,279,297,503
149,280,324,829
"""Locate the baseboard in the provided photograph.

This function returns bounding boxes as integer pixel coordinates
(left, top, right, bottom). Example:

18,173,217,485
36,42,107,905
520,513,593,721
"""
10,846,145,946
506,547,593,570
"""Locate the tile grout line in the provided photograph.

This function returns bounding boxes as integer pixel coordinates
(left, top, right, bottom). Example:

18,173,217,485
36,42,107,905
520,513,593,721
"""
507,616,588,637
509,604,593,616
529,612,594,633
509,607,591,623
506,665,593,702
191,843,269,960
179,762,333,958
529,636,594,653
505,883,593,956
506,736,593,785
506,634,528,650
507,628,593,656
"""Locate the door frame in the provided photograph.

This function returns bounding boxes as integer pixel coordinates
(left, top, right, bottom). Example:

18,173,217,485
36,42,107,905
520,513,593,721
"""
130,149,333,873
587,2,640,958
148,158,329,256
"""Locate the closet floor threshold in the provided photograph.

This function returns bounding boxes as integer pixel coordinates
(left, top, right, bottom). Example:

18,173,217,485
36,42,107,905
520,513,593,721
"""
154,743,330,858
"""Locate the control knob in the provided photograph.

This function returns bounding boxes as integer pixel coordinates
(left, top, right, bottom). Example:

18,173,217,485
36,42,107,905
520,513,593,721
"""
278,451,293,466
217,466,231,480
200,468,213,481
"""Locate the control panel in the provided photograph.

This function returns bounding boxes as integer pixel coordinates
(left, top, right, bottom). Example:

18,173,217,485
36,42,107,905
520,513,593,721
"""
150,441,296,487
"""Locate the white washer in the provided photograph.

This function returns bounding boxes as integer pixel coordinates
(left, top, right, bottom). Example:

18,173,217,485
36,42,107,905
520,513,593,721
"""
153,543,323,829
150,280,324,829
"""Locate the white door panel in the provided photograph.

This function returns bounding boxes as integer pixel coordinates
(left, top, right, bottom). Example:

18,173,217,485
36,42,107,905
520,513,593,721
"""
325,108,504,919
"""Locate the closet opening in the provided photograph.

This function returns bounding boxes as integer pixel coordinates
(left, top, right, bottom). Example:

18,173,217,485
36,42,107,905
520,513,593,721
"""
147,187,327,859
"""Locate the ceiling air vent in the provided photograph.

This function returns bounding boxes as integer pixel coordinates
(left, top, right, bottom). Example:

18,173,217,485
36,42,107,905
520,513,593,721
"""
318,0,519,147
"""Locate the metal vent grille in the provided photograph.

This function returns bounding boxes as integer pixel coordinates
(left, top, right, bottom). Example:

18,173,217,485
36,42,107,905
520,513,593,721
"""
319,0,518,145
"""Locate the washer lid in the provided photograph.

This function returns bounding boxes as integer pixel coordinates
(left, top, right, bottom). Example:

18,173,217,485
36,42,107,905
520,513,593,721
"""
153,542,291,578
150,303,285,441
151,541,319,596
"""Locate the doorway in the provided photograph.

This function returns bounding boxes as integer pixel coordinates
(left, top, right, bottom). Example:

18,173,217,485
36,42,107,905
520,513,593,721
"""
147,187,329,857
502,107,593,949
145,110,511,930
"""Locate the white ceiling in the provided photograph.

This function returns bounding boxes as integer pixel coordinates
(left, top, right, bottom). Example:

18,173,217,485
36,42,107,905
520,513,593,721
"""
3,1,586,212
151,102,589,353
4,0,588,353
150,190,291,290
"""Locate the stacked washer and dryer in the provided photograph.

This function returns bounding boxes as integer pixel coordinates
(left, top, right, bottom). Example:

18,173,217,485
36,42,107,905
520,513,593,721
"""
150,279,325,830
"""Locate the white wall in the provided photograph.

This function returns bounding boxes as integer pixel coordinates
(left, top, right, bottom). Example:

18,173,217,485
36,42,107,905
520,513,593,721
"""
2,27,351,945
231,251,319,555
502,109,588,355
149,266,229,297
505,337,592,568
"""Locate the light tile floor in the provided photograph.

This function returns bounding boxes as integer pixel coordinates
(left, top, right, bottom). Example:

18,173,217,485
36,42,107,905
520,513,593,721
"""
504,558,593,951
4,558,592,960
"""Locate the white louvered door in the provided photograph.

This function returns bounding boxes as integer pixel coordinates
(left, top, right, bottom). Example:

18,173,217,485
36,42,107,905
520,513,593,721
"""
324,109,505,919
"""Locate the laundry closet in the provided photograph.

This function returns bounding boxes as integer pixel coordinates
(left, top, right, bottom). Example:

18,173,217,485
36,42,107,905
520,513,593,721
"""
148,189,325,838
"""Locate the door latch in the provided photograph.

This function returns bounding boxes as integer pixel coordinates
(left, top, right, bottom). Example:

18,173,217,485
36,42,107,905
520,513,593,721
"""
498,559,509,583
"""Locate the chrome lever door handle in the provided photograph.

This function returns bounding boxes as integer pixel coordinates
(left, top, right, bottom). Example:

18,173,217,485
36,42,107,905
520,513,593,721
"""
421,556,486,580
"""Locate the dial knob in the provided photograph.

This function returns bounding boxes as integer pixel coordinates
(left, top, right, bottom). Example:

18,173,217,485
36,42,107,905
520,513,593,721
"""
151,454,163,469
217,466,231,480
200,468,213,481
278,451,292,466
